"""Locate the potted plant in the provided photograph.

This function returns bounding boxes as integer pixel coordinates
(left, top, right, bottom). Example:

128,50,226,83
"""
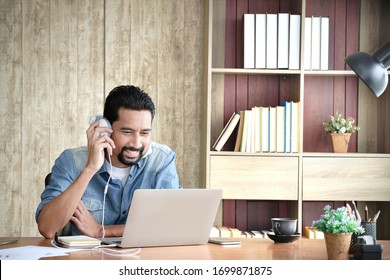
312,205,364,260
323,112,360,153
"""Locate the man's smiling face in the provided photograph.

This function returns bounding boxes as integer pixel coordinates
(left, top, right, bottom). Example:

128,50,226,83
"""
110,108,152,167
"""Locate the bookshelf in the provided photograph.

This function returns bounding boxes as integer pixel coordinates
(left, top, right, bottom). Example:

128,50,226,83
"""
204,0,390,239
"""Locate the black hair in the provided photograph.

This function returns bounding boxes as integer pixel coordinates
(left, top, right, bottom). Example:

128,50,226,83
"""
103,85,156,125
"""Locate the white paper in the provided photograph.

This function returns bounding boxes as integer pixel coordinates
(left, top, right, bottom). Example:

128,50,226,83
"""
0,245,81,260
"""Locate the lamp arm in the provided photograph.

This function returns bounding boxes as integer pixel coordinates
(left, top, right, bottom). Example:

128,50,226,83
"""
373,41,390,69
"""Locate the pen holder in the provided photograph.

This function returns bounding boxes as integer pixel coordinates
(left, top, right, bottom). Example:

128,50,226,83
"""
350,221,377,252
361,221,377,240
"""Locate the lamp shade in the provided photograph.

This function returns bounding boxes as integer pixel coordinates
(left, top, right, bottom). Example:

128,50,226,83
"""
345,41,390,97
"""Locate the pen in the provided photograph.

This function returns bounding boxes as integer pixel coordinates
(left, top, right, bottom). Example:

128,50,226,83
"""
372,210,381,222
351,201,361,222
346,203,356,219
365,205,369,221
0,239,18,246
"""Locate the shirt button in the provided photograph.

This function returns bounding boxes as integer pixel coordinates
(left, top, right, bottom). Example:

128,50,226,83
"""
122,211,126,215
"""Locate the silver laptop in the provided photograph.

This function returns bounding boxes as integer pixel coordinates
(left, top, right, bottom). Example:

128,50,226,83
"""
102,188,222,248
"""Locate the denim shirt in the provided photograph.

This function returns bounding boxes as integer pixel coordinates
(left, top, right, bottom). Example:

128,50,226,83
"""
36,141,181,235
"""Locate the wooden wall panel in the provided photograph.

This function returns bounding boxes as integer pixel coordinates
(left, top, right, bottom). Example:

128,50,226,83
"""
0,0,205,237
76,0,105,147
157,0,185,184
181,0,205,187
49,0,79,164
105,0,132,93
21,0,51,236
0,0,23,236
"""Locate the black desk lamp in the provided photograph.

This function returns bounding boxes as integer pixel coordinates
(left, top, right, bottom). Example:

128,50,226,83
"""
345,41,390,97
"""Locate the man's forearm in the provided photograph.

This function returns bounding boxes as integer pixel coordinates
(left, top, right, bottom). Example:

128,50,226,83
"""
37,167,96,238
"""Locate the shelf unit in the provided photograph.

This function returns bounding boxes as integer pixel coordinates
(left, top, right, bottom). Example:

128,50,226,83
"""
204,0,390,238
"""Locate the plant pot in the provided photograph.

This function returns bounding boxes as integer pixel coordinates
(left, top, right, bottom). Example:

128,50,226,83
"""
324,232,352,260
329,133,351,153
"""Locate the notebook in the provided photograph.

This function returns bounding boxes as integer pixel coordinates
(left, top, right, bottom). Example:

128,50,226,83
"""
102,188,222,248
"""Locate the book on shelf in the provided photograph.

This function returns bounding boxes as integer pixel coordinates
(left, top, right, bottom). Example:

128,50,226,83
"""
243,13,302,70
266,13,278,69
234,111,245,152
255,13,266,69
261,106,269,152
281,101,292,153
234,111,244,151
213,112,240,151
240,110,250,152
280,101,299,153
269,106,276,152
245,110,255,153
277,13,290,69
311,16,321,70
276,106,286,153
229,102,299,154
243,14,255,69
304,17,312,70
289,14,301,69
252,106,261,152
290,102,300,153
320,16,330,70
304,16,330,70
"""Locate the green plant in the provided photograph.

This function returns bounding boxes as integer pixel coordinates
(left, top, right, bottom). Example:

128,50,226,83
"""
323,112,360,134
312,205,364,234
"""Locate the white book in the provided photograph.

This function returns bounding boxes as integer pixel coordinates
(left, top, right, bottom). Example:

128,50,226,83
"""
278,13,289,69
245,110,254,152
291,102,300,153
276,106,286,153
289,14,301,70
261,107,269,152
281,101,291,152
243,14,255,69
269,107,276,152
234,111,245,152
304,17,312,70
212,112,241,151
57,235,101,247
266,13,278,69
253,106,261,152
320,16,330,70
311,16,321,70
255,14,266,69
240,110,250,152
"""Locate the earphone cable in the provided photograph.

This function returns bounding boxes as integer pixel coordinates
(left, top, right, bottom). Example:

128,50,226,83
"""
101,153,112,239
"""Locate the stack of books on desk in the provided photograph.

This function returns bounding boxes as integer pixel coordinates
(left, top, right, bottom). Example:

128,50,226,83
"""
56,235,102,247
304,226,324,239
209,226,268,238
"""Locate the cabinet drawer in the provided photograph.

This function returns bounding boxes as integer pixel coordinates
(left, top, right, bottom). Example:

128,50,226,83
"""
303,157,390,201
209,156,299,200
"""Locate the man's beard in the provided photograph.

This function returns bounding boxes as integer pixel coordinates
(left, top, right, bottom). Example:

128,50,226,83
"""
117,146,144,166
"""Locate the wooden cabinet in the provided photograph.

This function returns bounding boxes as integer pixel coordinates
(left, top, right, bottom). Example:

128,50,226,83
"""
210,155,299,200
302,155,390,201
204,0,390,238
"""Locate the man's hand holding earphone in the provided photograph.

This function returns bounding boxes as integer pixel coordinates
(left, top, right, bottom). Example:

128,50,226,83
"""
86,120,115,173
